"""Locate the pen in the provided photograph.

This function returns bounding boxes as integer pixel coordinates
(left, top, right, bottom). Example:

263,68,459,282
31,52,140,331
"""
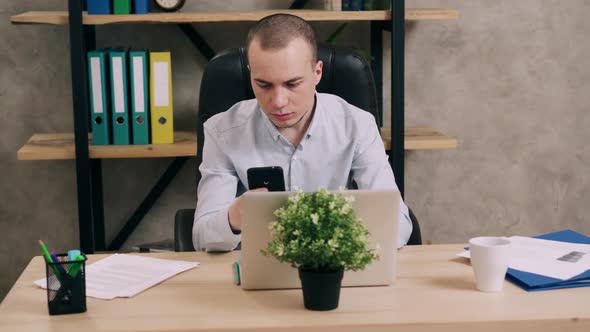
38,240,62,279
50,251,67,277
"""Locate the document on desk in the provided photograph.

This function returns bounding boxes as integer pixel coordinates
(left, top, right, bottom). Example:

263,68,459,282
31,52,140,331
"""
34,254,199,300
459,236,590,280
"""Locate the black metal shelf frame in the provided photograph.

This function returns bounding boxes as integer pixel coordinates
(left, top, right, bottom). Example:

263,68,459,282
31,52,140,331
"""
66,0,405,253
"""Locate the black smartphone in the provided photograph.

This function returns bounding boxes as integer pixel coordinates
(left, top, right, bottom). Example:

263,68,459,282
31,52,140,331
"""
247,166,286,191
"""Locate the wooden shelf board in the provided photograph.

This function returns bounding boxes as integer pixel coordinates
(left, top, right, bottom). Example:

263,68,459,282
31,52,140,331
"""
16,132,197,160
10,9,459,25
17,128,455,161
381,127,457,150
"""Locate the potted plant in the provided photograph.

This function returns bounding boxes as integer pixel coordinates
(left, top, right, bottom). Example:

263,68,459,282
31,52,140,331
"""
262,189,378,311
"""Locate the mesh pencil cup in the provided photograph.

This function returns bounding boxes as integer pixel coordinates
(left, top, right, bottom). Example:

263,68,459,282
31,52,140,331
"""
44,253,87,315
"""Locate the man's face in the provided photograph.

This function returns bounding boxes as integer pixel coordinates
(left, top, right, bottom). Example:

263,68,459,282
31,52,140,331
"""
248,37,322,129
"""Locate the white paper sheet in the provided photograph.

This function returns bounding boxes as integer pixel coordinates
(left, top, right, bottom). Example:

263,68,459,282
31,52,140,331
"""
34,254,199,300
458,236,590,280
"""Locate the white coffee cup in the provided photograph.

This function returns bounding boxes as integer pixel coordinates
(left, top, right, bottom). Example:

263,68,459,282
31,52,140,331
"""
468,237,511,292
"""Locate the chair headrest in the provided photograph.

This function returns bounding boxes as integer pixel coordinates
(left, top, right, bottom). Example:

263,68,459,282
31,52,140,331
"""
197,45,378,127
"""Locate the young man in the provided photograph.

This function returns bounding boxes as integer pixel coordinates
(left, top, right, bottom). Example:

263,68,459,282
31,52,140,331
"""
193,14,412,251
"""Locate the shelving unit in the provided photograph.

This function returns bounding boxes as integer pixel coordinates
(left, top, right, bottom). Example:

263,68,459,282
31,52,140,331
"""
11,1,458,253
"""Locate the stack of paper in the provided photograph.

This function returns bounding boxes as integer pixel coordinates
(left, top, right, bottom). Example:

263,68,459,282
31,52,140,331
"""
459,230,590,291
35,254,199,300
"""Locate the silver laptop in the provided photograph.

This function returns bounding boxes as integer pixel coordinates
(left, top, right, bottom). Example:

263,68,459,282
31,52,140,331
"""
239,190,400,290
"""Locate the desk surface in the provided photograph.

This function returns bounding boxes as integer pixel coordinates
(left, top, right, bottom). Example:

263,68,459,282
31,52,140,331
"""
0,244,588,332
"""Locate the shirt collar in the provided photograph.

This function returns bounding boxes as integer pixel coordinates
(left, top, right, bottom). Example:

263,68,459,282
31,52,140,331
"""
305,93,322,140
259,105,282,142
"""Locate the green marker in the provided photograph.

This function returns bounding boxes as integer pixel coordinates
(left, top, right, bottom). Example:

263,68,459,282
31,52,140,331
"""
38,240,62,279
68,255,85,278
233,261,240,285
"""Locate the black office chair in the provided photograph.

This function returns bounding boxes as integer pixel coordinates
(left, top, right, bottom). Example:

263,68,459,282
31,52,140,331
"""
175,45,422,251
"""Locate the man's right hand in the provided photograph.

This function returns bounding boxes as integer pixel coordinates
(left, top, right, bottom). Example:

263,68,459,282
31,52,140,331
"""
228,187,269,233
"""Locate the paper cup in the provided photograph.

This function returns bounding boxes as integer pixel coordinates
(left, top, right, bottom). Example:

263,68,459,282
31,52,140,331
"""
469,237,511,292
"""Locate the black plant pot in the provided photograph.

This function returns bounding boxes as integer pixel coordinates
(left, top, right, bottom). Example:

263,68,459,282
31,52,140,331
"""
298,268,344,311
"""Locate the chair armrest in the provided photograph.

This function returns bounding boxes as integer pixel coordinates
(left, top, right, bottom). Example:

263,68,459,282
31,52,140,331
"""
407,208,422,245
174,209,196,252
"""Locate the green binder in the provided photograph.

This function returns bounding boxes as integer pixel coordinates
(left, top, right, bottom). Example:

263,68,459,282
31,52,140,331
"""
87,50,111,145
109,49,131,145
113,0,131,14
129,51,150,145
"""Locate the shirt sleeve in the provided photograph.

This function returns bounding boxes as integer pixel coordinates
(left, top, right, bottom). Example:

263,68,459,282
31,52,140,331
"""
192,125,241,252
351,117,413,248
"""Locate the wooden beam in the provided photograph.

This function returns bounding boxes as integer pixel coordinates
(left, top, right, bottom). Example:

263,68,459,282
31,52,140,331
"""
11,9,459,25
16,128,456,160
17,132,197,160
382,127,458,150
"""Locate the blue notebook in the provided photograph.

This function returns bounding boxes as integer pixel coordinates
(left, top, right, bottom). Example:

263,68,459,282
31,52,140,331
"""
506,229,590,291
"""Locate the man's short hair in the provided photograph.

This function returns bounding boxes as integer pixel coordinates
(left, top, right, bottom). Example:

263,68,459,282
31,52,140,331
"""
246,13,318,64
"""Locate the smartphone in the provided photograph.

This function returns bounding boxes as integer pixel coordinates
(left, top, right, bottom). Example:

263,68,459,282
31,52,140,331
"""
247,166,286,192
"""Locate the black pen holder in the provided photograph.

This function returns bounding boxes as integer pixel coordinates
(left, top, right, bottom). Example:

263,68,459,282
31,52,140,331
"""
44,253,87,315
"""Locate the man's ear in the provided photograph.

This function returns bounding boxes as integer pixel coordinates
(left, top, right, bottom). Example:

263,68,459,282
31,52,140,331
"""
314,60,323,84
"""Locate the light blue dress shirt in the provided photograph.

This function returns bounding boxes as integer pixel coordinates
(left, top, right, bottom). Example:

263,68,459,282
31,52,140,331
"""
193,93,412,251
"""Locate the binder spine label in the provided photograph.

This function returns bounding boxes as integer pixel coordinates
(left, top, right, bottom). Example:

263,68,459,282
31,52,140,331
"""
153,62,170,107
132,57,146,114
112,56,125,114
90,58,104,114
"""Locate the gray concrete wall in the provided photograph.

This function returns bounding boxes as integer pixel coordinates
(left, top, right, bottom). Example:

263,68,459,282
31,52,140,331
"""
1,0,589,300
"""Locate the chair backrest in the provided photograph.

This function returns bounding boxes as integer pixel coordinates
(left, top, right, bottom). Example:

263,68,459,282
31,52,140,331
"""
195,45,379,185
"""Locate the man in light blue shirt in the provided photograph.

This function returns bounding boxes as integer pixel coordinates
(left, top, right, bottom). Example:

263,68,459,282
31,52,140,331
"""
193,14,412,252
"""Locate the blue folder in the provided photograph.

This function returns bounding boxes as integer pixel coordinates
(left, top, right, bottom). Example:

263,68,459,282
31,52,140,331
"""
506,229,590,291
133,0,151,14
87,0,111,15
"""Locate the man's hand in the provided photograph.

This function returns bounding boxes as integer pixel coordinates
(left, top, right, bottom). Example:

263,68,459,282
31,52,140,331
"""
228,187,269,233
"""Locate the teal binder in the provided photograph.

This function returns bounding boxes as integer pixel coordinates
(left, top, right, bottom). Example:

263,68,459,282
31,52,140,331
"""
108,49,131,145
87,50,111,145
129,51,150,144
